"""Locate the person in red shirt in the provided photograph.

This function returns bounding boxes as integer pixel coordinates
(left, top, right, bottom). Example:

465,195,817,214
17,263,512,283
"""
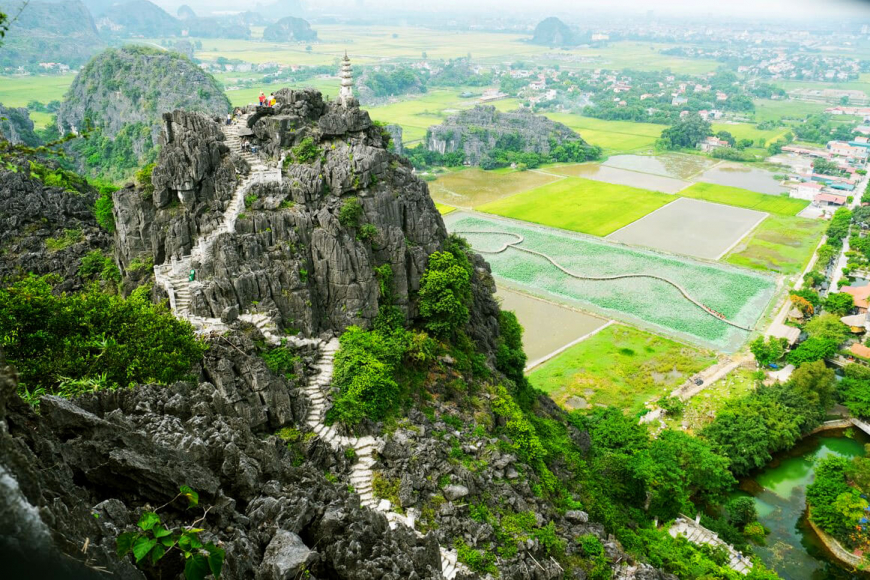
258,91,265,106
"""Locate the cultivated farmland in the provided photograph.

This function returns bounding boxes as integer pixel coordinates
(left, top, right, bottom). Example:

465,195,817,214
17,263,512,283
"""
476,177,674,237
725,214,827,275
445,212,776,351
607,197,767,260
428,167,560,208
529,324,716,414
680,182,808,215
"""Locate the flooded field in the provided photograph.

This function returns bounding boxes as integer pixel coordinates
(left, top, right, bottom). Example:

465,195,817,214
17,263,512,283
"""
607,197,767,260
427,168,560,208
550,164,689,194
697,162,788,195
603,153,717,180
495,287,609,367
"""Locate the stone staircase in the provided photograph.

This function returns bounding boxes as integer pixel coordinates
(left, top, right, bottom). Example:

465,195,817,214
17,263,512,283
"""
669,516,752,574
153,114,466,578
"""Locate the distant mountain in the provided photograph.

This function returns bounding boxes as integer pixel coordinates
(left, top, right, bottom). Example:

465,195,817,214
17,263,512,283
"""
255,0,303,19
57,46,230,179
0,0,106,67
176,3,196,19
96,0,181,36
182,17,250,39
262,16,317,42
531,16,577,47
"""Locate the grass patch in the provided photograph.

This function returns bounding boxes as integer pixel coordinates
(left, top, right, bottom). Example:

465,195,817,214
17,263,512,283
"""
752,99,829,122
662,368,757,434
710,122,791,146
679,182,808,216
725,214,827,275
477,176,674,237
529,324,716,415
428,167,560,207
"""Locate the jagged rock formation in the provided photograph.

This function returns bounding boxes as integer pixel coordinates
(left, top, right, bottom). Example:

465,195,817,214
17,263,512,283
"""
426,105,594,166
531,16,577,47
0,152,111,292
262,16,317,42
0,105,40,146
0,0,105,68
95,0,182,36
114,89,443,336
57,46,229,178
386,123,404,155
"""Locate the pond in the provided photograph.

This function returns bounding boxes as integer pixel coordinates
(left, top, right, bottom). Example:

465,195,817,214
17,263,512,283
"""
737,430,870,579
552,163,689,193
603,153,717,180
697,162,789,196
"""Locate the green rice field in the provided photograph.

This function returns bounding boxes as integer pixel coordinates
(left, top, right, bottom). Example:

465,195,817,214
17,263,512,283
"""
543,114,663,152
529,324,716,414
725,214,827,275
752,99,829,122
445,212,776,351
710,122,792,146
428,166,561,207
435,203,455,215
476,177,674,237
680,182,809,216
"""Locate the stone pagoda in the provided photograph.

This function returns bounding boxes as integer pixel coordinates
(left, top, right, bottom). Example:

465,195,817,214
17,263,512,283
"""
339,51,354,106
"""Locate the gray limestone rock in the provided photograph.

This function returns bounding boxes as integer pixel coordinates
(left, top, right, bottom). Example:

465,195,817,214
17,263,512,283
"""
258,530,316,579
443,485,470,501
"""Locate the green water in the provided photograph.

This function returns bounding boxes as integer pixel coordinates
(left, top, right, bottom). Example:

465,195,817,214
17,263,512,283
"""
738,430,869,579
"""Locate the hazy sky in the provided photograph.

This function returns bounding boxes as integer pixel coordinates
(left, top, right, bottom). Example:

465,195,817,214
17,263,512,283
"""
146,0,870,21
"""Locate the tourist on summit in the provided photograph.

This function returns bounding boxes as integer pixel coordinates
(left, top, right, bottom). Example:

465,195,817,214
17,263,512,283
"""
259,91,265,106
226,112,232,126
269,93,276,107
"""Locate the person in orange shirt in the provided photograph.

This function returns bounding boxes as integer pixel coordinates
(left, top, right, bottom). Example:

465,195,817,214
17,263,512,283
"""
259,91,265,106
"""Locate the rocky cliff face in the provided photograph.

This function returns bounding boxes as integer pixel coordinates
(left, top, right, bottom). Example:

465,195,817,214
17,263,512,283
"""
427,105,591,165
114,89,445,337
0,151,111,292
0,106,40,146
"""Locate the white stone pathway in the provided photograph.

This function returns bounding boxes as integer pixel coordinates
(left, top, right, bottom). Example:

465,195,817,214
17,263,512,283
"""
669,516,752,574
153,115,466,579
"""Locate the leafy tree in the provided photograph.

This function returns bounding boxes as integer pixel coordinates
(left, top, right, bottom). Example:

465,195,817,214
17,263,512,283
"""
838,363,870,418
789,360,837,412
749,336,786,367
726,497,758,528
787,337,839,366
824,292,854,316
418,247,472,339
804,313,849,343
657,114,712,150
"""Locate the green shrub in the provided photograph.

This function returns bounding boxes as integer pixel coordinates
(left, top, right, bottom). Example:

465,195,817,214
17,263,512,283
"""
261,342,300,380
136,163,156,198
1,275,206,400
244,193,257,208
454,538,497,575
338,197,364,228
418,249,472,339
357,223,378,241
94,187,117,232
45,228,83,251
292,137,319,163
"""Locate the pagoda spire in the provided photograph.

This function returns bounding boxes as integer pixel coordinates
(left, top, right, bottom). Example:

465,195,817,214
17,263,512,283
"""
339,51,354,106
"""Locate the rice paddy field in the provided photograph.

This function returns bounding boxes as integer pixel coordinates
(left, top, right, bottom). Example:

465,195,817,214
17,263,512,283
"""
445,212,777,351
710,122,792,146
545,163,689,194
476,177,674,237
724,214,827,275
428,166,560,207
752,99,830,122
528,324,717,414
607,197,767,260
434,203,455,215
679,182,808,215
543,114,664,153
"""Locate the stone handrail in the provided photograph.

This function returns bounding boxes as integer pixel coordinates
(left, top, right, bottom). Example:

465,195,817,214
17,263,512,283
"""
455,230,753,332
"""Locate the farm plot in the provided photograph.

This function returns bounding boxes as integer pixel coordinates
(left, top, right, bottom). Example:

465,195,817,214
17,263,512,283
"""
546,163,689,194
476,177,674,237
724,214,827,275
606,197,767,260
444,212,776,351
680,182,808,215
529,324,716,415
428,167,560,207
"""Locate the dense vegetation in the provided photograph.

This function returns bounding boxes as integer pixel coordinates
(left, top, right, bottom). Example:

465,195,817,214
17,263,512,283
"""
0,276,206,402
807,454,870,553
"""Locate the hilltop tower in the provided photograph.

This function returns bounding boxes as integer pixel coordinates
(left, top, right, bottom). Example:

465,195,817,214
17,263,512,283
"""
339,51,354,106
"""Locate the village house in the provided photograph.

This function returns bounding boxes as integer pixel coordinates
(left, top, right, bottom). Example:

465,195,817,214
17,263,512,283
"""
528,79,546,91
671,96,688,106
844,285,870,313
828,140,870,161
791,181,824,200
716,91,728,101
814,192,848,208
699,136,731,152
480,88,507,102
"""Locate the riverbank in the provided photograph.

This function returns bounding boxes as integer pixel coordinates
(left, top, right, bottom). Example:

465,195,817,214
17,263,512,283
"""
806,508,867,571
